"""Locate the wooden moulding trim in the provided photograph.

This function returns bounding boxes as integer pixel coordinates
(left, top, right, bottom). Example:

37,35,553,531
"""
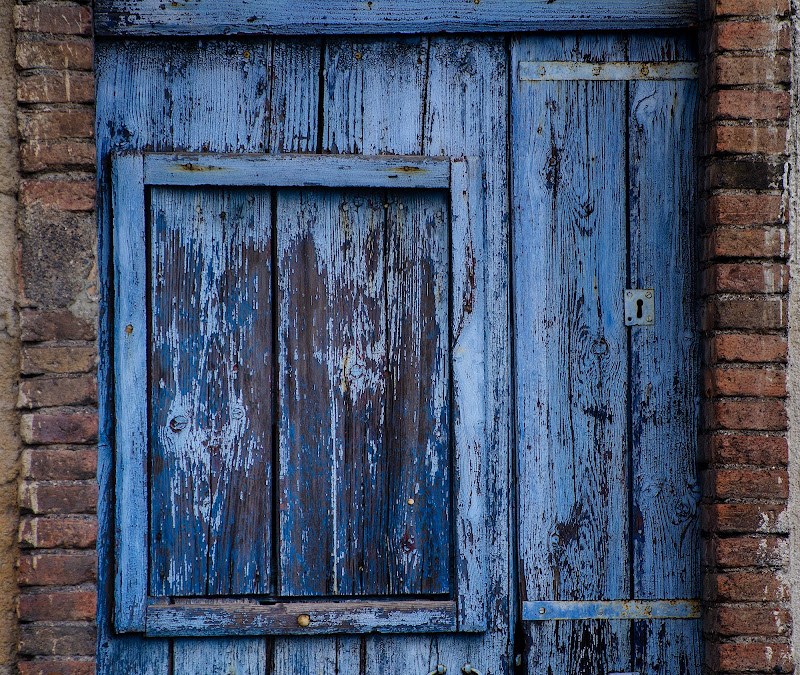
146,600,459,636
95,0,698,36
143,153,453,188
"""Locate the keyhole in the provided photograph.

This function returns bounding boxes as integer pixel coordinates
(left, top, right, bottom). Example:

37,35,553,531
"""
636,298,644,319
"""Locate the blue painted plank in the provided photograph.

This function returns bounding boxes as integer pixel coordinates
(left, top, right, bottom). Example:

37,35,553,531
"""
111,151,148,633
173,636,266,674
518,60,698,81
628,34,701,675
512,33,631,675
143,153,452,188
96,39,171,668
149,187,273,596
94,0,697,36
148,601,458,636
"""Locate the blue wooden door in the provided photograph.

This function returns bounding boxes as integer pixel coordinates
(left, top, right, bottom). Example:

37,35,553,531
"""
511,33,701,674
96,28,699,675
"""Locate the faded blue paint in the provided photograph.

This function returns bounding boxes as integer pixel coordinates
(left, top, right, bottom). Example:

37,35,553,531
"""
94,0,697,36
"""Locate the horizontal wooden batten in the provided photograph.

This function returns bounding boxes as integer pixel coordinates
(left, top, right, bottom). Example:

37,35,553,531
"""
522,600,702,621
146,600,459,636
519,61,698,81
94,0,697,36
143,153,452,188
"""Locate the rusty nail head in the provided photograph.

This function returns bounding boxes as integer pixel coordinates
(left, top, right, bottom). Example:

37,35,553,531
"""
297,614,311,627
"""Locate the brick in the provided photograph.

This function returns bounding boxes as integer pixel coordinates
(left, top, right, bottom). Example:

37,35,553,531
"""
715,0,790,15
18,110,95,141
19,482,98,515
19,517,97,549
710,124,787,156
18,553,97,586
704,469,788,500
22,447,97,481
712,90,790,121
705,434,788,464
708,194,785,227
22,140,97,172
21,414,99,445
713,20,790,52
703,263,788,294
21,310,96,342
702,297,786,330
703,504,787,534
705,227,788,259
19,180,95,211
709,333,787,364
711,643,792,672
708,572,789,601
708,536,788,568
709,606,791,637
18,72,94,104
18,376,98,409
16,36,93,70
14,5,92,35
712,54,790,85
21,347,97,376
704,366,785,397
18,662,95,675
707,159,784,190
18,624,96,656
18,591,96,621
705,399,787,430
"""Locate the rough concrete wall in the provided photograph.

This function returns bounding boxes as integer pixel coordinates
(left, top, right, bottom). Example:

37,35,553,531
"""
0,0,20,671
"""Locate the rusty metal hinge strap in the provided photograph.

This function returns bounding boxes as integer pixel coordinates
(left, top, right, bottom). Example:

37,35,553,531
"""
519,61,698,81
522,599,701,621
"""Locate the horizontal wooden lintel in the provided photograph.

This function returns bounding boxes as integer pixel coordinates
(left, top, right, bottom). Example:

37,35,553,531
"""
523,599,701,621
95,0,697,36
146,600,459,636
141,153,452,189
519,61,698,82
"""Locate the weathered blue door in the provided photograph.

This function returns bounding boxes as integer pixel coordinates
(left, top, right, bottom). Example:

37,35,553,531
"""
95,6,700,674
512,33,701,674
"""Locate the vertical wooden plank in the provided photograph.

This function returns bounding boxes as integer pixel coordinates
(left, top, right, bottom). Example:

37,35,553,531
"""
424,35,511,669
323,37,428,155
150,188,273,596
173,637,267,675
384,189,451,595
449,157,486,630
512,33,631,675
277,187,386,596
268,39,322,153
267,37,334,675
97,39,172,672
628,33,701,675
112,152,147,631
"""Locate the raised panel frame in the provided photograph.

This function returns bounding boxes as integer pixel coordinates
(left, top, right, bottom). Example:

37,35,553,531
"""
112,152,487,635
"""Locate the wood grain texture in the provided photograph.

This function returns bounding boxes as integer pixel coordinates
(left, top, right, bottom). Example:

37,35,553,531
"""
628,34,701,675
149,601,458,636
144,153,451,188
98,38,274,669
150,187,273,596
94,0,697,36
97,38,174,671
173,637,266,674
112,152,147,632
512,33,631,674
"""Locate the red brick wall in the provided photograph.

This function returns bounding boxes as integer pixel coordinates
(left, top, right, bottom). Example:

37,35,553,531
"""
701,0,793,672
8,1,796,674
14,1,97,673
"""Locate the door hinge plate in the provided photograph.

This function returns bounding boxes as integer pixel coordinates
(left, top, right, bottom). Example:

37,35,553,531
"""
624,289,655,326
